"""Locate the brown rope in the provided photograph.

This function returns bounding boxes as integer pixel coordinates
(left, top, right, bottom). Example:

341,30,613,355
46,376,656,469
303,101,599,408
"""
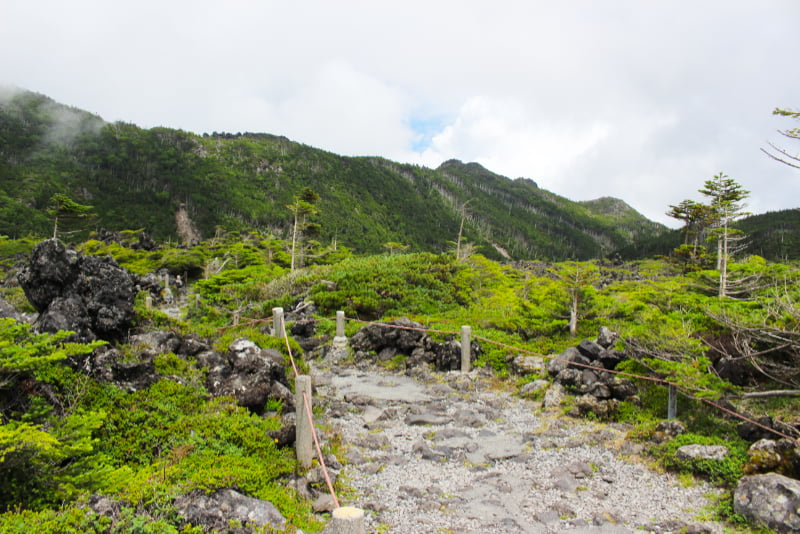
277,315,340,507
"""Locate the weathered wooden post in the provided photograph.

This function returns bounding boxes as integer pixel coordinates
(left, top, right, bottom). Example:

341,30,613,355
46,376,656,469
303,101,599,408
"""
668,384,678,419
329,506,365,534
295,375,313,469
145,294,152,309
233,311,240,326
336,310,346,338
461,325,472,373
273,307,285,337
333,310,347,346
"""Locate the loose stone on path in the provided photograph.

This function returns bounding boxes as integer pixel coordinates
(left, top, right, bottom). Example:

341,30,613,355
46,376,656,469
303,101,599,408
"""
317,364,726,534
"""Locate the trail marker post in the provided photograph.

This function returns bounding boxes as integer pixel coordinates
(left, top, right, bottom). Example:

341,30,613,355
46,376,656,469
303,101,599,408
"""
295,375,313,469
273,307,285,338
668,385,678,419
461,325,472,373
335,310,346,339
329,506,365,534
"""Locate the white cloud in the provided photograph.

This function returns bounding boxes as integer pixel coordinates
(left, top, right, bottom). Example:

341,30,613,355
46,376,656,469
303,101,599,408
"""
414,96,612,181
272,60,413,156
2,0,799,227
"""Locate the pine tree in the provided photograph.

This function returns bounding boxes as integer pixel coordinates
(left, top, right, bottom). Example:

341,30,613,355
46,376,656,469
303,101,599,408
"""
46,193,94,240
699,173,750,297
666,198,714,265
287,187,320,271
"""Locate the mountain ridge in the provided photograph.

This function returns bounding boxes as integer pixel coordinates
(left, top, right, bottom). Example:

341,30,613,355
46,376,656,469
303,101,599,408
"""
2,88,667,260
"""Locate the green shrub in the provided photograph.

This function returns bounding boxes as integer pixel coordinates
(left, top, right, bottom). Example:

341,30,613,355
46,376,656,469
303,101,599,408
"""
655,432,748,488
0,321,119,510
307,253,471,319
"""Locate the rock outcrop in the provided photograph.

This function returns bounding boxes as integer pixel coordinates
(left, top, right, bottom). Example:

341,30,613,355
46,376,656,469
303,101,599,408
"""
17,238,136,342
734,473,800,533
202,338,295,414
174,489,299,532
350,317,481,372
745,438,800,479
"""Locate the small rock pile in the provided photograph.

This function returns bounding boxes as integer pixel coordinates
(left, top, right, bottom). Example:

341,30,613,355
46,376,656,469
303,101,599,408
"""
348,317,481,371
540,328,637,417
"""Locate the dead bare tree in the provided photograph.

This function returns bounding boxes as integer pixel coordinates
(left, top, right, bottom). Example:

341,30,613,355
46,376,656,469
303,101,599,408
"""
705,292,800,388
762,108,800,169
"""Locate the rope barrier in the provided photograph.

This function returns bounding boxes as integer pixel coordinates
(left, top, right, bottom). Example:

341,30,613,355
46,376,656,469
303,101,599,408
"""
277,315,341,508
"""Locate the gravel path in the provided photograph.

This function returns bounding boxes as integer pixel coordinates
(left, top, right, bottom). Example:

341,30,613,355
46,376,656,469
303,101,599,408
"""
314,363,725,534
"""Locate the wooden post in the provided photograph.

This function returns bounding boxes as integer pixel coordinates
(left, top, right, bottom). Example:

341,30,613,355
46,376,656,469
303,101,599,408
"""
273,307,285,337
668,384,677,419
145,295,152,309
336,310,346,338
295,375,313,470
233,311,240,326
461,325,471,373
329,506,365,534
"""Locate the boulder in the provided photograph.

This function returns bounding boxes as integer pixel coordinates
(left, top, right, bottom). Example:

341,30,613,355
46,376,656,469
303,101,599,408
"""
17,238,81,312
734,473,800,533
543,382,565,408
676,444,729,462
652,420,687,443
129,330,182,355
17,238,135,342
555,368,582,389
88,346,158,392
205,338,294,413
178,334,212,356
174,489,297,532
350,317,425,353
599,349,626,370
577,339,605,360
38,296,92,339
595,326,618,348
520,379,549,398
431,339,461,371
581,368,600,387
570,394,619,418
510,355,545,375
291,318,322,352
547,347,590,376
0,297,35,324
608,377,638,400
746,439,800,478
583,382,612,399
737,416,779,442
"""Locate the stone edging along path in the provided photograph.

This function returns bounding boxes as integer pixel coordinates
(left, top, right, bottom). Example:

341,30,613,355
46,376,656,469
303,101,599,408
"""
313,363,726,534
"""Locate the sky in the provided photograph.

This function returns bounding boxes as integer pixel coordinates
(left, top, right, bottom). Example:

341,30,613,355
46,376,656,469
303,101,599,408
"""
2,1,799,227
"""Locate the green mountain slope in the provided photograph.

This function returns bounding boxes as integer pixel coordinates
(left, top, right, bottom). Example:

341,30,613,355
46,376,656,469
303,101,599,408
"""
0,88,667,260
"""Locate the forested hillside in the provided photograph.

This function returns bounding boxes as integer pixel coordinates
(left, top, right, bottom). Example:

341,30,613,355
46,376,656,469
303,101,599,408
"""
0,89,667,260
614,209,800,262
